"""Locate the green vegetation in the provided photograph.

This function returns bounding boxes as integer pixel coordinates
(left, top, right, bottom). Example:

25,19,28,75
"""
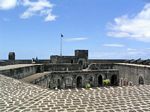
85,83,91,89
103,79,110,86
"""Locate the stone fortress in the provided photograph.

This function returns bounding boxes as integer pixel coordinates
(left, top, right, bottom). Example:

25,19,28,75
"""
1,50,150,112
0,50,149,89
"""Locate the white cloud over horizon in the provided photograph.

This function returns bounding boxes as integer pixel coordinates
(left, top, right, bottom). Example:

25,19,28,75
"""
0,0,17,10
127,48,137,51
107,3,150,42
0,0,56,22
90,48,150,59
64,37,88,42
103,44,125,48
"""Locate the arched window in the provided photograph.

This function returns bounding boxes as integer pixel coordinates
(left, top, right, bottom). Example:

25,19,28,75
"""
139,76,144,85
111,75,118,86
79,60,83,66
36,66,41,73
71,60,74,64
76,76,82,88
57,79,61,89
98,75,103,86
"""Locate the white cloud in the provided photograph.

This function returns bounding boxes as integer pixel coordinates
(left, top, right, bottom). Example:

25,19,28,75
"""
0,0,56,22
20,0,56,21
41,9,57,22
103,44,125,48
127,48,137,51
107,3,150,42
64,37,88,42
127,49,139,55
125,48,150,58
0,0,17,10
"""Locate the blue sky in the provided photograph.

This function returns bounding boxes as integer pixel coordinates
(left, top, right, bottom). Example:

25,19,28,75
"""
0,0,150,59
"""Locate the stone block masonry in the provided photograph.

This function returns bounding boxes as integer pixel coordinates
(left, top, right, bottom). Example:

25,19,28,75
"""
114,63,150,86
21,69,119,89
0,64,44,79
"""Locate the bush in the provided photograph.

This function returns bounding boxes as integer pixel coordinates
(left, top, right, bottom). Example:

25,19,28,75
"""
85,83,91,89
103,79,110,86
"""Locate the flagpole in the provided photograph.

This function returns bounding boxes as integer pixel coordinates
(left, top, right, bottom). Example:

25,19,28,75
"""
60,34,63,56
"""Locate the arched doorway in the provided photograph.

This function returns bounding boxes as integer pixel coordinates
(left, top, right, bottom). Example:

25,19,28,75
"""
98,75,103,86
111,75,117,86
139,76,144,85
77,76,82,88
71,59,74,64
57,79,61,89
36,66,41,73
49,83,51,88
79,60,83,66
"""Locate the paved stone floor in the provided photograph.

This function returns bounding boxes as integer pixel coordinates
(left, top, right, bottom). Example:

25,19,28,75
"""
1,75,150,112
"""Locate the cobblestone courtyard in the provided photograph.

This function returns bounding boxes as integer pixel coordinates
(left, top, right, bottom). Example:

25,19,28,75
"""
0,75,150,112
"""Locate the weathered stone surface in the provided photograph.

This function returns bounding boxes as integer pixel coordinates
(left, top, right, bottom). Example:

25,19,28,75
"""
0,64,43,79
114,63,150,86
1,74,150,112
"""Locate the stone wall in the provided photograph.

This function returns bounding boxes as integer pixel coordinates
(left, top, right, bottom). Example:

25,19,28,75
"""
44,63,82,71
0,64,44,79
50,56,78,64
0,59,125,66
0,60,51,65
87,63,114,70
114,63,150,86
75,50,88,61
29,70,119,89
0,60,32,65
88,59,125,64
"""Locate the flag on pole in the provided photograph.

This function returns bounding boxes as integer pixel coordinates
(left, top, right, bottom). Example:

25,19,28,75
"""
60,33,63,56
61,34,63,37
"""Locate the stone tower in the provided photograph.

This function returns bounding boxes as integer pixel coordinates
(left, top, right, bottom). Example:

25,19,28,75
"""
8,52,15,61
75,50,88,60
75,50,88,68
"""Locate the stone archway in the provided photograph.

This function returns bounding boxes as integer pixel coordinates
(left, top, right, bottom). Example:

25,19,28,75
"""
57,79,61,89
71,59,74,64
48,82,51,88
76,76,82,88
78,58,87,69
79,60,83,66
139,76,144,85
111,75,117,86
36,66,41,73
98,75,103,86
